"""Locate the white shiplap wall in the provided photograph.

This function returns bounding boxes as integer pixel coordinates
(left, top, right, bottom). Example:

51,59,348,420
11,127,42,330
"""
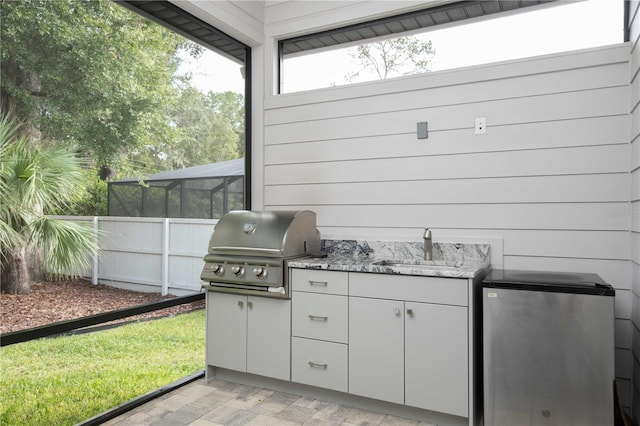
263,0,633,412
628,0,640,421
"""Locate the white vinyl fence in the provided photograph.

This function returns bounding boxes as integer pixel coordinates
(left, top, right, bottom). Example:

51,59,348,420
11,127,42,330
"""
58,216,217,296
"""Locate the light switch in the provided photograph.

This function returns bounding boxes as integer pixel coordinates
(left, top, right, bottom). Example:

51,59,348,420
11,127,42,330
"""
417,122,428,139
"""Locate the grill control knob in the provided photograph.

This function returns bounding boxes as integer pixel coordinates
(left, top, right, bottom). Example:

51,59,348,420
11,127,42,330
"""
253,267,268,279
213,264,224,275
231,265,245,277
210,264,224,276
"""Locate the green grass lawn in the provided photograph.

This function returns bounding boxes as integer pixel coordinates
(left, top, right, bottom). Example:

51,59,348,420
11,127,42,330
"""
0,309,205,426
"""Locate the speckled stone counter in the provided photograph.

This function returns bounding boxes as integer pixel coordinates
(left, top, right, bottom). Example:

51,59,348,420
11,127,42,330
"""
289,239,491,279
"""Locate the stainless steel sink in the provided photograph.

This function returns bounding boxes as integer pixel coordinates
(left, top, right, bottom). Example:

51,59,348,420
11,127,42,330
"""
372,260,461,270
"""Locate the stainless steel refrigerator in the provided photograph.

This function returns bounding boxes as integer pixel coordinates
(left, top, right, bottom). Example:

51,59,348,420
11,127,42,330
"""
482,269,615,426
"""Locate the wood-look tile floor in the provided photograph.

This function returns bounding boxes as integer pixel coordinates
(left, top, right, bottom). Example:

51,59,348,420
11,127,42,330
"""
103,378,436,426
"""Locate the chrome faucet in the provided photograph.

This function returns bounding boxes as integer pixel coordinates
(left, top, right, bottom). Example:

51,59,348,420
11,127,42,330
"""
423,228,432,261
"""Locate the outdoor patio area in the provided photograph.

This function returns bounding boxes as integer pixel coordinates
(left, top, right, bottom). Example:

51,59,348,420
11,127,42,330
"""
102,377,435,426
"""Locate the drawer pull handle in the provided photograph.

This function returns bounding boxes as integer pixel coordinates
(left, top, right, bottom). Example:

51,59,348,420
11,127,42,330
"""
309,280,328,287
308,315,328,321
308,361,328,369
407,308,414,316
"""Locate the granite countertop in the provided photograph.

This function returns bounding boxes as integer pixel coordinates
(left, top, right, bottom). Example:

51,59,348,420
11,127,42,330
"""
288,240,491,279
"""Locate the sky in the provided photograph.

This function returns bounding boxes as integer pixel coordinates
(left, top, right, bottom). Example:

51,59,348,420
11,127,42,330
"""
177,0,624,95
283,0,624,92
177,49,245,95
425,0,623,71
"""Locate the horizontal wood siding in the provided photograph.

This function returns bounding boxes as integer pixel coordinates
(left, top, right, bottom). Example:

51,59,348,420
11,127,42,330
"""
631,0,640,420
264,45,630,261
264,0,633,415
264,36,631,412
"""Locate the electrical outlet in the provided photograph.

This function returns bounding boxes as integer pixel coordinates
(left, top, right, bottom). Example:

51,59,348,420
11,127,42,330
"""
475,117,486,135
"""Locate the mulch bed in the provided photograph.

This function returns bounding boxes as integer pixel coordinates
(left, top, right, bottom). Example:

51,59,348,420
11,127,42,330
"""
0,279,204,334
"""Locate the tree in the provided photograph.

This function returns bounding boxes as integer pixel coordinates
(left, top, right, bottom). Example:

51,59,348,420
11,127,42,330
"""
0,0,194,177
208,91,245,158
345,36,435,82
54,172,108,217
1,0,245,217
0,114,98,294
164,87,241,169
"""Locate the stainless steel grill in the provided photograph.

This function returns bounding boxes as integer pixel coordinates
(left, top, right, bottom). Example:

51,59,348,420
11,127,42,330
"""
200,210,321,299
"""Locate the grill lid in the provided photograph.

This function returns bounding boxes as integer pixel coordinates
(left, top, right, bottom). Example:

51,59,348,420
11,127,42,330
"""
206,210,321,258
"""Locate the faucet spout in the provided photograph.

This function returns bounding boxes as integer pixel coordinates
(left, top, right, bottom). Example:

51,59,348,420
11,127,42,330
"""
423,228,433,261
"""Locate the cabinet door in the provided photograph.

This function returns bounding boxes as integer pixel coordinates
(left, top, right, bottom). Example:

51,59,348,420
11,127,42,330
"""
292,292,348,343
349,297,404,404
291,269,348,295
246,296,291,381
292,337,348,392
206,292,247,372
405,301,468,417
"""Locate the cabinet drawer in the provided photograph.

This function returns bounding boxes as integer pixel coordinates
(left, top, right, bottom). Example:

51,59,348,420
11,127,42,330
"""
291,269,348,295
292,292,348,343
349,272,468,306
292,337,347,392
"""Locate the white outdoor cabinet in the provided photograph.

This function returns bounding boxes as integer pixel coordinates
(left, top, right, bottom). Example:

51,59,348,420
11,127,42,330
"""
291,337,348,392
206,292,291,381
348,296,405,404
292,291,348,343
206,292,247,373
405,301,468,417
349,272,470,418
290,269,349,392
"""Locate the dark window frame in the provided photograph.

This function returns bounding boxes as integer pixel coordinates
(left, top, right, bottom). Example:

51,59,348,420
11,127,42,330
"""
624,0,631,44
117,0,252,210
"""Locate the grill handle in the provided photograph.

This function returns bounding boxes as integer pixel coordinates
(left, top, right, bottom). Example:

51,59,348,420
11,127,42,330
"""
209,246,283,257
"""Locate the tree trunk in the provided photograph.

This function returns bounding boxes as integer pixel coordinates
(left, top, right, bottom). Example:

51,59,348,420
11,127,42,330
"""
1,56,42,141
3,63,45,286
27,245,46,283
1,246,31,294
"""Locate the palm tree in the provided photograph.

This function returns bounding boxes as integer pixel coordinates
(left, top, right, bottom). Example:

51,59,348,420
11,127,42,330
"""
0,113,98,294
